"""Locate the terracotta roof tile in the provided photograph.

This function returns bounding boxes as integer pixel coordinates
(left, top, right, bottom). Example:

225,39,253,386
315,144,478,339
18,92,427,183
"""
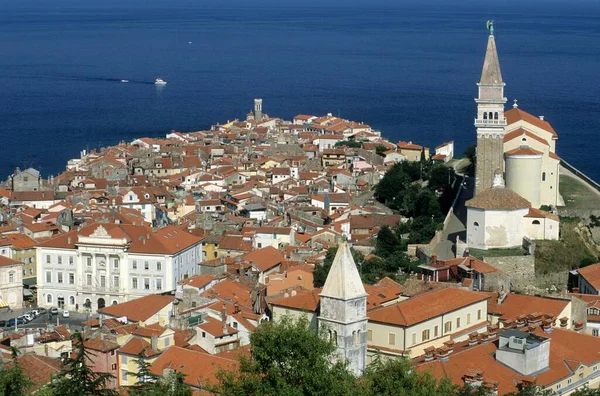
98,294,174,323
368,288,488,326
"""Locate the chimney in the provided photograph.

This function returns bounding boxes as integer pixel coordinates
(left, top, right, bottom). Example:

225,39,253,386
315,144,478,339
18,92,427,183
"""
572,287,580,294
574,320,584,333
542,319,553,333
559,317,568,328
480,332,489,343
221,304,229,335
468,332,479,346
539,115,544,121
487,324,499,339
151,335,158,352
423,346,436,362
67,237,72,245
234,302,240,314
516,314,527,328
443,340,454,354
482,380,499,396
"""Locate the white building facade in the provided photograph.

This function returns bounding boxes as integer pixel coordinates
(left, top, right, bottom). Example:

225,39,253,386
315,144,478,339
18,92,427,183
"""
36,224,202,312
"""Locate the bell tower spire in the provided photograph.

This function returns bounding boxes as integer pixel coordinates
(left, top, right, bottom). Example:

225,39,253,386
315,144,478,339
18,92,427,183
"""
475,20,507,193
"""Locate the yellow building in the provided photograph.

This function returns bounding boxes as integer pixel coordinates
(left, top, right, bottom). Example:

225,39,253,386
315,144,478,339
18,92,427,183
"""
367,287,489,359
397,141,430,162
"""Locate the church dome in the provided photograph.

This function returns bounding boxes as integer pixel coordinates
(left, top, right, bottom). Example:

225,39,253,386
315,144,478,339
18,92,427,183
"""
465,187,531,211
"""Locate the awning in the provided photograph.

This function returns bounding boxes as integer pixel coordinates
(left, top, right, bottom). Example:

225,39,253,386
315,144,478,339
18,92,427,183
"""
23,289,33,297
0,301,10,309
23,277,37,286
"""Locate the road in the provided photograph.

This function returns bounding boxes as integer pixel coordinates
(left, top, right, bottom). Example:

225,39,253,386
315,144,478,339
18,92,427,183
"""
0,309,91,332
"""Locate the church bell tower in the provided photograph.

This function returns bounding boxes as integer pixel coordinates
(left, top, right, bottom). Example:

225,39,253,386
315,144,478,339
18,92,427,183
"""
475,21,507,193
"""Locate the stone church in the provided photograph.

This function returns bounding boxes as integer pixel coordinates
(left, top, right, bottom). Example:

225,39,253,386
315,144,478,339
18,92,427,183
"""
468,27,561,250
474,28,560,208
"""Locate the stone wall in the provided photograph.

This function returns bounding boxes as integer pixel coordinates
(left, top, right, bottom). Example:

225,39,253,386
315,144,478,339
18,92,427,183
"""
484,255,568,293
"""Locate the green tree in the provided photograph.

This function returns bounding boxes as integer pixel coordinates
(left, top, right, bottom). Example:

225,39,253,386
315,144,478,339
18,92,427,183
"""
374,225,398,258
570,387,600,396
314,247,364,288
464,144,476,177
215,316,358,396
335,140,362,148
505,385,554,396
50,332,118,396
0,347,33,396
375,145,388,157
363,354,456,395
127,350,155,395
138,371,193,396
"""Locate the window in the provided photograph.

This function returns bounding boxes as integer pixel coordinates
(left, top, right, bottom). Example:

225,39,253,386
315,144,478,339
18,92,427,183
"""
434,326,439,337
69,296,75,305
144,261,149,270
467,313,471,325
114,276,119,288
69,256,73,265
422,329,430,342
233,322,238,329
542,172,546,182
132,260,137,270
412,333,416,345
532,220,541,225
568,379,572,385
456,317,461,328
111,363,117,370
157,262,162,271
388,333,396,345
165,338,170,346
8,272,14,283
58,256,62,265
46,271,52,283
257,243,262,248
85,274,91,286
113,258,119,269
444,321,452,333
132,278,138,289
202,331,206,338
100,276,106,288
477,309,482,320
47,294,52,303
87,257,92,267
144,278,150,290
156,279,162,290
368,329,373,342
556,384,561,390
69,273,75,284
473,221,479,227
46,255,50,264
122,370,128,381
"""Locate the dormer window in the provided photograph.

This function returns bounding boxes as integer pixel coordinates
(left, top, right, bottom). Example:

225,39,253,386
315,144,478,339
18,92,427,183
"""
144,193,150,199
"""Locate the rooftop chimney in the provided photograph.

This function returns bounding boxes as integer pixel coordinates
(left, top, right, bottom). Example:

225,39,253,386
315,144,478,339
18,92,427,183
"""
221,304,229,335
539,115,544,121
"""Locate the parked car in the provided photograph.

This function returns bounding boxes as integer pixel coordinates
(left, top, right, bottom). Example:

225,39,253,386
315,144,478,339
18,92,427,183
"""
38,308,47,314
8,317,25,326
17,315,28,323
0,320,6,327
23,313,34,322
62,310,70,318
31,309,40,317
50,307,59,315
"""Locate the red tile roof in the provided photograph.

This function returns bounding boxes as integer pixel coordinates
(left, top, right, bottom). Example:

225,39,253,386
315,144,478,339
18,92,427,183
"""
505,108,558,138
577,263,600,292
98,294,174,323
149,346,238,389
368,288,488,327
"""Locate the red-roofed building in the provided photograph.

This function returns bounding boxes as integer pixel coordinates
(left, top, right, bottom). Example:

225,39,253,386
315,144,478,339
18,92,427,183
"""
36,223,202,312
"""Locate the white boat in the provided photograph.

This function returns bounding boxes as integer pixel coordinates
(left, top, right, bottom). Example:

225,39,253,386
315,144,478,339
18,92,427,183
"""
121,79,129,83
155,78,167,85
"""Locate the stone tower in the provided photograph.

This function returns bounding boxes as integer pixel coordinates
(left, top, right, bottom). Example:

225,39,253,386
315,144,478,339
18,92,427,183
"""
254,98,263,121
475,29,507,194
318,241,368,376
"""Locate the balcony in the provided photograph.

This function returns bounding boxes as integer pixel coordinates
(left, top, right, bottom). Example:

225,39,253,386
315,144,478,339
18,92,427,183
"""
474,118,507,126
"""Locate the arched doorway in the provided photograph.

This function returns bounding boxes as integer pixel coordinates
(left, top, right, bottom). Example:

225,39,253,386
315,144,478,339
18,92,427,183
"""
97,298,106,310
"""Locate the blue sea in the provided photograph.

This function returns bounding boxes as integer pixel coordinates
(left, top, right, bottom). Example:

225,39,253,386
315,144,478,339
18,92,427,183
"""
1,0,600,180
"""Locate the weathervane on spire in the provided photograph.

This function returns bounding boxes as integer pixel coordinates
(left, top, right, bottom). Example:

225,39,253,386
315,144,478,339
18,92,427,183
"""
486,20,494,35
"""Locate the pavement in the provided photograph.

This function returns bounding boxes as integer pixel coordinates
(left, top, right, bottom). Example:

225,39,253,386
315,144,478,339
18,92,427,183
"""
0,308,91,332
